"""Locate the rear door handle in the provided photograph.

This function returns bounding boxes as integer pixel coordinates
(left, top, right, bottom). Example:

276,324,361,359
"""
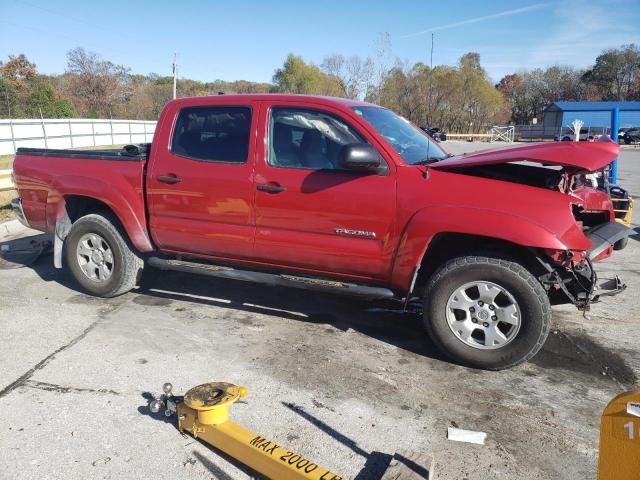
157,175,182,184
257,184,286,193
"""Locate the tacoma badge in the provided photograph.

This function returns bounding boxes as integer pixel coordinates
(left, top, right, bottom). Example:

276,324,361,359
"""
335,228,376,238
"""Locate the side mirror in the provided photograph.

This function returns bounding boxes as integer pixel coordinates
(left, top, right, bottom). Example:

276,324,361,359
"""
339,144,386,174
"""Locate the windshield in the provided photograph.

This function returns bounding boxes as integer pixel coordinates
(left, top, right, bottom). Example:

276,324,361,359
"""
352,106,447,164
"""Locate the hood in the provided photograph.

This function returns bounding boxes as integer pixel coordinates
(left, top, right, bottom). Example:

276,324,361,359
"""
431,140,620,173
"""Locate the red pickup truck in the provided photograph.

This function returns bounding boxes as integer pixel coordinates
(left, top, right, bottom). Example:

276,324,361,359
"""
11,94,630,370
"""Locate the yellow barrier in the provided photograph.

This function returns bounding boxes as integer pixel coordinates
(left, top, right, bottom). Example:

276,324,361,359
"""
0,169,12,192
612,197,634,227
598,390,640,479
444,133,493,139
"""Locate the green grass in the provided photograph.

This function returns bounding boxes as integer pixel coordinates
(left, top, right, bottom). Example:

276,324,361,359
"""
0,190,16,221
0,154,14,170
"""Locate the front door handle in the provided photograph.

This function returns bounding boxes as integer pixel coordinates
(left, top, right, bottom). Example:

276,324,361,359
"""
158,175,182,184
257,184,286,193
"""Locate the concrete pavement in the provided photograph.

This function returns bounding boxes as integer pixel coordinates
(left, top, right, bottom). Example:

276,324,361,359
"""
0,145,638,480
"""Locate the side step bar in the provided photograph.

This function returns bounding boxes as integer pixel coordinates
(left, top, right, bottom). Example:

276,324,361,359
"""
147,257,395,299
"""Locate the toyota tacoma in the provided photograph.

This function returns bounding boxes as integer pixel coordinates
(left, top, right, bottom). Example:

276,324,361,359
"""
11,94,630,369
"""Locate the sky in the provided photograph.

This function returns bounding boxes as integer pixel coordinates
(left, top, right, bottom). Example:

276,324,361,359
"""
1,0,639,84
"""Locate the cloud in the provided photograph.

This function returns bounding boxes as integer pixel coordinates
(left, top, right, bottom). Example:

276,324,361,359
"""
400,3,550,38
528,2,640,66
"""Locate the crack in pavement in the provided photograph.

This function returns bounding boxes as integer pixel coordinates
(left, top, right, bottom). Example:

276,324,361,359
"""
0,318,102,399
23,380,120,395
0,294,130,400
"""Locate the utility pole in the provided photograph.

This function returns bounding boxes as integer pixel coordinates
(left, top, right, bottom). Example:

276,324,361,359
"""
172,52,177,100
427,33,434,126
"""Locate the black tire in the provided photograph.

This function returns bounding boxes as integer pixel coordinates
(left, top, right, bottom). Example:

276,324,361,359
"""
64,213,144,297
562,136,571,141
614,236,628,251
423,256,551,370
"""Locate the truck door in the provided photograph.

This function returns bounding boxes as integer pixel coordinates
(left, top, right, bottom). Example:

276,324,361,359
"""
253,101,396,280
146,100,257,259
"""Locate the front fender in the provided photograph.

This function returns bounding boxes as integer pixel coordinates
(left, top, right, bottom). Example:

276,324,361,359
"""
46,174,153,253
390,205,588,292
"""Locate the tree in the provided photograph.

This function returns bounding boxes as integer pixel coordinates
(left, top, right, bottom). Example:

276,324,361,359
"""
497,65,592,124
272,54,341,95
321,54,374,100
0,54,76,118
376,53,506,132
25,77,76,118
582,44,640,100
63,47,131,117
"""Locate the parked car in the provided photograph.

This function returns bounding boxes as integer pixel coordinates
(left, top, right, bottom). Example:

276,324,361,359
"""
618,127,631,141
622,127,640,144
420,126,447,141
554,127,594,142
11,94,629,370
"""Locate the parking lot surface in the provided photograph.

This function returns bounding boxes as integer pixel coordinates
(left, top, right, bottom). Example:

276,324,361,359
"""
0,143,638,479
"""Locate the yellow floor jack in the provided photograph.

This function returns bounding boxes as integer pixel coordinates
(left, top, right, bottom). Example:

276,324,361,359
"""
149,382,344,480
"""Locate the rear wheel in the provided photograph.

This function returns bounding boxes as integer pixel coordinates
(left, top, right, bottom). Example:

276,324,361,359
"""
65,213,143,297
423,255,551,370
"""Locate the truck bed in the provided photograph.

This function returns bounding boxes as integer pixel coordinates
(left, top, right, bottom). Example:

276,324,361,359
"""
12,144,152,251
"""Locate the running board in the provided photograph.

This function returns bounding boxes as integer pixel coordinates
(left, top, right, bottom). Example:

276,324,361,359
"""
147,257,395,299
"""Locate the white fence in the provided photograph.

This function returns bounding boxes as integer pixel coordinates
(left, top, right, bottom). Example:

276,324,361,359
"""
0,118,157,155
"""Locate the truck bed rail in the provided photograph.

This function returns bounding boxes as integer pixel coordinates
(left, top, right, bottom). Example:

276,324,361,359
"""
16,143,150,161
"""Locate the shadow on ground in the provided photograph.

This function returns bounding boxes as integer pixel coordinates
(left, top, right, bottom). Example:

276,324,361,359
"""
10,238,637,390
15,242,448,364
0,233,51,269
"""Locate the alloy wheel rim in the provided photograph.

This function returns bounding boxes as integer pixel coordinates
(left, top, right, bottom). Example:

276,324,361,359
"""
76,232,114,283
445,281,521,350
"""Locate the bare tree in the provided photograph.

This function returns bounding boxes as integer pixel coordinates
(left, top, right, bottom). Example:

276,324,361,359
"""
64,47,131,117
373,32,392,103
321,54,374,100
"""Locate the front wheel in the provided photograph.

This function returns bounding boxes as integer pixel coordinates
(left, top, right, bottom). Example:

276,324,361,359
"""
65,213,144,297
423,256,551,370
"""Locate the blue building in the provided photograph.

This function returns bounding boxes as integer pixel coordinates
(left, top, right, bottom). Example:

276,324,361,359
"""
542,101,640,136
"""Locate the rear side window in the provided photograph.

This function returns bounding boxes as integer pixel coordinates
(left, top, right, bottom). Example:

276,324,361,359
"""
171,106,251,163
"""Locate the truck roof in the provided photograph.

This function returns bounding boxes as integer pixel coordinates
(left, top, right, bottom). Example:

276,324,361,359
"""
166,94,376,109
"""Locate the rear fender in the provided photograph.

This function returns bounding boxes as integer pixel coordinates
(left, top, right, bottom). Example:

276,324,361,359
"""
47,175,153,257
390,206,577,292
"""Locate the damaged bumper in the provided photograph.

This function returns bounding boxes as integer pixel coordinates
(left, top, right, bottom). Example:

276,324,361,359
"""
537,222,631,310
586,221,631,259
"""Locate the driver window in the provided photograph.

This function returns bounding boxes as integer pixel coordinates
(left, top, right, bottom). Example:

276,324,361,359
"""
269,108,365,170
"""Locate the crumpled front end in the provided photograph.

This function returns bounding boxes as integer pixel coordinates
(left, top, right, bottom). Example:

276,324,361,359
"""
536,216,630,310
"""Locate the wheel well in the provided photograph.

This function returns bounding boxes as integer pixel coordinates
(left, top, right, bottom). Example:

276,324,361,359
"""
63,195,114,223
413,232,545,297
